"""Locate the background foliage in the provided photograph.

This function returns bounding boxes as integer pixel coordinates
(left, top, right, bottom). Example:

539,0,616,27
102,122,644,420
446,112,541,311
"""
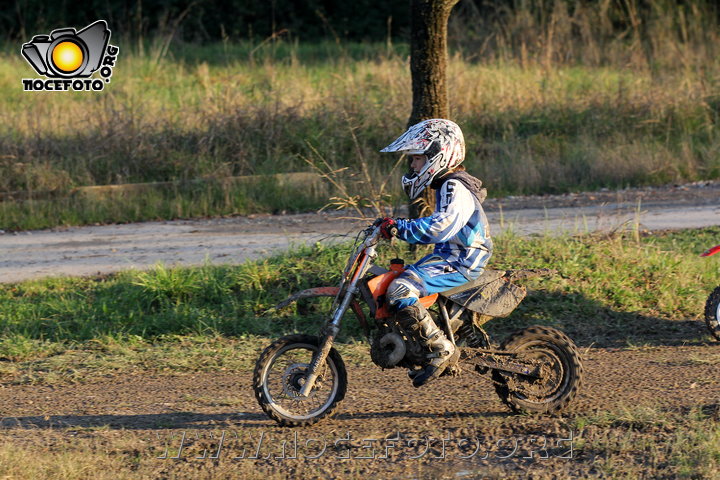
1,0,719,230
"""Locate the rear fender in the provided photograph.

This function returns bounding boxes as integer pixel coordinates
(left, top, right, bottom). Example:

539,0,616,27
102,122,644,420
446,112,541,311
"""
441,268,556,318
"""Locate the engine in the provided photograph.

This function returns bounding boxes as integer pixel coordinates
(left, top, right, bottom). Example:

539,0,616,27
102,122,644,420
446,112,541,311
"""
370,321,426,369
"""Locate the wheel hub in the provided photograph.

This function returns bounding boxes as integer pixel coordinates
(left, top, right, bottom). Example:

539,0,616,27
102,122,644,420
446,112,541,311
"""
282,363,308,398
512,349,563,398
282,363,323,398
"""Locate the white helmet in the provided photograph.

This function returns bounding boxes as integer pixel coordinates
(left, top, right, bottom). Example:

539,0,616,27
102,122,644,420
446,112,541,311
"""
380,118,465,199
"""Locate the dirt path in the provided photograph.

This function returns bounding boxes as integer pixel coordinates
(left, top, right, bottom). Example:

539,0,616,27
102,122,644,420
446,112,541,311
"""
0,344,717,478
0,182,718,477
1,181,718,284
1,346,716,428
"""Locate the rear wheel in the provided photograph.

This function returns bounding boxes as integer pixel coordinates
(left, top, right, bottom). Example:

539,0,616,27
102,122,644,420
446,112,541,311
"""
253,334,347,427
704,286,720,341
492,326,583,414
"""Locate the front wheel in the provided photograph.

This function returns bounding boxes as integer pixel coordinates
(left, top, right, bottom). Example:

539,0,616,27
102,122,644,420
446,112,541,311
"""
492,326,583,414
253,334,347,427
704,286,720,341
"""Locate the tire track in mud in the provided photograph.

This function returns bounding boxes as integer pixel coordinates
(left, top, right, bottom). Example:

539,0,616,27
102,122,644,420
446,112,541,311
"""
1,346,716,430
0,345,717,478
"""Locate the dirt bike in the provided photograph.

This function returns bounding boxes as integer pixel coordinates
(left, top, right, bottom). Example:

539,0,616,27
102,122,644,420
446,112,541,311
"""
701,245,720,340
253,224,584,427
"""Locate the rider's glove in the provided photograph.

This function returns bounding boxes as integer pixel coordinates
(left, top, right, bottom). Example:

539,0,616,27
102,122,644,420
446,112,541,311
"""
378,217,398,239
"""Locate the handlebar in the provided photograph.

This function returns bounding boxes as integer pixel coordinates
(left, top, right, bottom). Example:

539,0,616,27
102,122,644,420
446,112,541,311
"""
362,225,381,247
363,223,397,245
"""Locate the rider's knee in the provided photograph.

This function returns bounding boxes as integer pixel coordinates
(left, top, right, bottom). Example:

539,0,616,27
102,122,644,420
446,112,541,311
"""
387,276,422,310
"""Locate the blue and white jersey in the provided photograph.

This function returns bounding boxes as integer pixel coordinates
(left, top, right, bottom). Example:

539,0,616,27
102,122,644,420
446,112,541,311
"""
395,178,493,280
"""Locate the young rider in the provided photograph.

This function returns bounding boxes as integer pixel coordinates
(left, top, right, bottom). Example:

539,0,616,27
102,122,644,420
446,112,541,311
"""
377,118,493,387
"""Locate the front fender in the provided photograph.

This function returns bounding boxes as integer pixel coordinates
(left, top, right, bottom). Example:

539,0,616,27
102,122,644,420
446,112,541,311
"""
267,286,368,334
272,287,341,311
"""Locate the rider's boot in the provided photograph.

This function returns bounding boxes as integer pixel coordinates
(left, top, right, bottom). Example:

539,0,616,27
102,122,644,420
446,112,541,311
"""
397,304,455,388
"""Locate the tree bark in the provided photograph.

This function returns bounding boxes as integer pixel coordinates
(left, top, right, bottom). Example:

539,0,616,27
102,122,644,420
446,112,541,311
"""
408,0,458,127
407,0,459,218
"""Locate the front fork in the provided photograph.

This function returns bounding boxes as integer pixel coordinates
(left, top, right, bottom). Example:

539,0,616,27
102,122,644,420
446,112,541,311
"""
299,325,339,397
298,252,372,397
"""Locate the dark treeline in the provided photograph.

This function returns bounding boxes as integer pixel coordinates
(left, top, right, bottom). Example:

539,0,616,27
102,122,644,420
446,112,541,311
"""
6,0,409,42
6,0,717,45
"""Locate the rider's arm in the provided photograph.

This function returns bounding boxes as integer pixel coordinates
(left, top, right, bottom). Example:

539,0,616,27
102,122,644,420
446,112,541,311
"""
395,180,474,244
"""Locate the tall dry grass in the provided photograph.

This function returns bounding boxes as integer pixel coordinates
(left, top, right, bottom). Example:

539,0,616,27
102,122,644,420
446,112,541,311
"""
0,0,719,229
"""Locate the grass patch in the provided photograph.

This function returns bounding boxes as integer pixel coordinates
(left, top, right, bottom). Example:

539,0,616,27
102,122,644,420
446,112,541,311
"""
480,226,720,345
0,334,371,385
0,430,296,480
0,226,718,380
0,176,332,231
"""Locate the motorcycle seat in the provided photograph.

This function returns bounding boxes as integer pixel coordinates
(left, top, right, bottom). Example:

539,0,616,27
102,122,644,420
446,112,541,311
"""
440,268,507,297
440,268,525,318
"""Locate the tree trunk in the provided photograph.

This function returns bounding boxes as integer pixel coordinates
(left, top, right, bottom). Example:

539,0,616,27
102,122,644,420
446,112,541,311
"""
407,0,459,219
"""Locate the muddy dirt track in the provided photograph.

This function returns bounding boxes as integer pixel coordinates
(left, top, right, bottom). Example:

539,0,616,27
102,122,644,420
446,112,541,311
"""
0,182,719,478
0,343,718,478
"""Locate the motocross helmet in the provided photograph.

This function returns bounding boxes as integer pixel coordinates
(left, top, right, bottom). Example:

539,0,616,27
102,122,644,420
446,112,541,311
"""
380,119,465,199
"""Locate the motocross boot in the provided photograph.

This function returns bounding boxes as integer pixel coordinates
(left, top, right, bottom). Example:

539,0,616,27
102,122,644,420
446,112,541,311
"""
396,304,456,388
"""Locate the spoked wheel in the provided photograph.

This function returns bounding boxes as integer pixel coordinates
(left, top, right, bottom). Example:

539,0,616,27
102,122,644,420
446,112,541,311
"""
253,334,347,427
704,286,720,341
492,326,583,414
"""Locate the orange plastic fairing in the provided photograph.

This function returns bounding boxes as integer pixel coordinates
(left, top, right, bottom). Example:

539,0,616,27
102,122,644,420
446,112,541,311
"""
418,293,439,308
366,268,438,319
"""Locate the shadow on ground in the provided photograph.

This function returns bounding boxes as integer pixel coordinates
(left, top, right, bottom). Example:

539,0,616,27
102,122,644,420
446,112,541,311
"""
0,410,509,431
485,290,711,348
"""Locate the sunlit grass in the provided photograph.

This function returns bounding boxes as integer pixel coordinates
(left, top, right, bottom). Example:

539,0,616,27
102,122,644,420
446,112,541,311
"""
1,32,719,230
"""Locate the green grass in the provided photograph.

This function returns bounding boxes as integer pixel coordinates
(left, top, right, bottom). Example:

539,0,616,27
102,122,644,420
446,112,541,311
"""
0,226,718,380
487,227,720,345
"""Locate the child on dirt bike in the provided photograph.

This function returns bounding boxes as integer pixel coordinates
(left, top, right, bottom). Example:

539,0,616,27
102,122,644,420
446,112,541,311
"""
378,118,493,387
